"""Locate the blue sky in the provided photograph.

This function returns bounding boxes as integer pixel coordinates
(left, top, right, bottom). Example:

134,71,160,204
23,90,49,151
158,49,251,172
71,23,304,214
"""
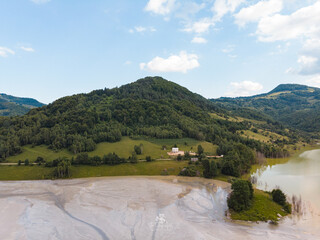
1,0,320,103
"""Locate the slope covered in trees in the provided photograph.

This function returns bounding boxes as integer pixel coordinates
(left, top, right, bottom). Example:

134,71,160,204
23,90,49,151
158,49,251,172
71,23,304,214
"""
0,77,296,167
0,93,44,116
212,84,320,136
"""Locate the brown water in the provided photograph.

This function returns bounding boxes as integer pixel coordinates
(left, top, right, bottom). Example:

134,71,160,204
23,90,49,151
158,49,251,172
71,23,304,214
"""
253,149,320,212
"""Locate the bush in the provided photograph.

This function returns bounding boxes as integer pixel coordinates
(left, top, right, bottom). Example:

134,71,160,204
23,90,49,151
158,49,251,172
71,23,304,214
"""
283,203,292,214
134,145,142,155
179,166,197,177
197,145,204,155
129,152,138,163
271,189,287,206
24,159,29,166
228,180,254,212
146,156,152,162
184,151,190,160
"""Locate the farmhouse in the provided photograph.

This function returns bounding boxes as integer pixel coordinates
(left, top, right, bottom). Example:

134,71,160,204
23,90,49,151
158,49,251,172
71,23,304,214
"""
172,148,179,153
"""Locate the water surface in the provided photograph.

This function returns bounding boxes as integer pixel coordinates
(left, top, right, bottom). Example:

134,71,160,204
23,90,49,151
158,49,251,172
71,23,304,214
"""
253,149,320,211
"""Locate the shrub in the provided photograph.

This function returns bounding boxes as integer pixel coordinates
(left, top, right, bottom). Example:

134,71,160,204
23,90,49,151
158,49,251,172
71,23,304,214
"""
146,156,152,162
271,189,287,206
283,203,292,214
179,166,197,177
129,152,138,163
197,145,204,155
24,159,29,166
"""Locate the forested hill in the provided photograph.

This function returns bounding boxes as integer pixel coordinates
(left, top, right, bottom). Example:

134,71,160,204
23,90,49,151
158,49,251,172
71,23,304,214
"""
0,93,44,116
212,84,320,135
0,77,297,162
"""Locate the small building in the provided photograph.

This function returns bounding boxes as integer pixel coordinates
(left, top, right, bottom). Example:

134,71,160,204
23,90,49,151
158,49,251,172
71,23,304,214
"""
191,158,199,162
172,148,179,153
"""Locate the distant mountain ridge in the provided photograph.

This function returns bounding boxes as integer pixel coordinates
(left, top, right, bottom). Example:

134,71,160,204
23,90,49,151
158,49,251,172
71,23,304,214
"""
212,84,320,134
0,93,44,116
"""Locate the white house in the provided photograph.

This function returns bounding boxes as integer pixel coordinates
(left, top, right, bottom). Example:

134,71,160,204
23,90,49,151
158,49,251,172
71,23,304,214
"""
172,148,179,153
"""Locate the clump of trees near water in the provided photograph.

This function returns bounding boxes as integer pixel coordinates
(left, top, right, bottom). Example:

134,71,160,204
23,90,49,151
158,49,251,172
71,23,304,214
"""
228,180,292,214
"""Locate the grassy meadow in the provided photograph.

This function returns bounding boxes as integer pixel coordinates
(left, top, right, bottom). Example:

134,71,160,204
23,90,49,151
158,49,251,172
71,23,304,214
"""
6,137,218,163
0,160,188,181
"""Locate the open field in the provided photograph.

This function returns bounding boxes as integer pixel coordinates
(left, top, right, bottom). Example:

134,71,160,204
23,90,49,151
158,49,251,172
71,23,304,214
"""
209,113,266,125
6,145,73,163
71,160,187,178
238,129,289,143
0,160,188,180
0,165,53,180
6,137,217,163
230,189,288,222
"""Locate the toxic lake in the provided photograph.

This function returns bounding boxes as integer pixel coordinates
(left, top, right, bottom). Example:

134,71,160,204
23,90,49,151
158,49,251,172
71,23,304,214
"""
0,172,319,239
252,149,320,211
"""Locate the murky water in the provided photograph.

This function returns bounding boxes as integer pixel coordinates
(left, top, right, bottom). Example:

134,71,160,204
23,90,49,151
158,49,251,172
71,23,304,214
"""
253,149,320,211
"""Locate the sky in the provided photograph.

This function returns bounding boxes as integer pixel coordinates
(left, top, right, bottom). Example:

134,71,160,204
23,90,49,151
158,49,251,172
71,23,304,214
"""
1,0,320,104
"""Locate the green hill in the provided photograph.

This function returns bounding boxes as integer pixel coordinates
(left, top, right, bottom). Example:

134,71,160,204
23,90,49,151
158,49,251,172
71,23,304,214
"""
212,84,320,135
0,93,44,116
0,77,297,176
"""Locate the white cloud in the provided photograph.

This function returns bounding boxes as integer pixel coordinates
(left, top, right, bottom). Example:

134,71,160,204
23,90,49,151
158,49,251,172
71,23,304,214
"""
174,2,206,20
183,0,245,34
140,51,200,73
135,26,147,32
124,60,132,65
31,0,51,4
212,0,246,20
298,55,320,75
20,46,35,52
228,54,237,59
0,47,15,57
303,38,320,55
235,0,283,27
225,81,263,97
145,0,176,15
298,55,318,65
285,67,296,74
222,45,235,53
129,26,156,33
182,18,214,34
191,37,207,44
256,1,320,42
306,74,320,88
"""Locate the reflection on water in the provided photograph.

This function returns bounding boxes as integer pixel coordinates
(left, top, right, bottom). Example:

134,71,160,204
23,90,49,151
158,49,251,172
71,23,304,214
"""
252,149,320,211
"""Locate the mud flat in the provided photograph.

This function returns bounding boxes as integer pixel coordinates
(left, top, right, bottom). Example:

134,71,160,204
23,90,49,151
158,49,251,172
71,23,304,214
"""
0,176,319,240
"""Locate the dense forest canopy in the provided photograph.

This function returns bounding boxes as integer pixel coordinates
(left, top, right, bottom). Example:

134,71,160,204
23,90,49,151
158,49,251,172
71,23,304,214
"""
212,84,320,135
0,77,298,163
